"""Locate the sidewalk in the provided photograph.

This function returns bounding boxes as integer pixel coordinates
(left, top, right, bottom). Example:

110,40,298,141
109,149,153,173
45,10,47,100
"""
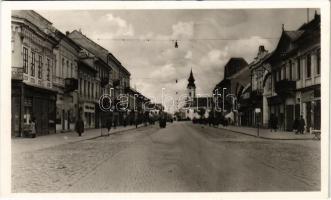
219,125,318,140
12,124,144,154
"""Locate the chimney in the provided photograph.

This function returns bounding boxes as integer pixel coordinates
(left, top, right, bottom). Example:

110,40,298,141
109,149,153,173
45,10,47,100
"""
258,45,265,53
282,24,285,31
65,31,69,36
314,10,318,18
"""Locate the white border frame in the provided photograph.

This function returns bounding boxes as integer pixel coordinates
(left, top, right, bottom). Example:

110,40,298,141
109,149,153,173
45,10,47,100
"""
1,1,330,199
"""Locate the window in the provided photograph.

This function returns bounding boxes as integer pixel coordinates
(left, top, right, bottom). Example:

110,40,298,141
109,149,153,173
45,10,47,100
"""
62,58,65,77
83,80,86,97
66,60,69,78
91,83,94,99
31,52,36,77
306,54,311,78
317,51,320,75
87,81,90,98
46,58,51,81
282,65,286,80
278,69,281,81
38,55,43,79
297,58,301,80
289,60,292,80
80,78,82,95
23,47,28,74
71,63,73,78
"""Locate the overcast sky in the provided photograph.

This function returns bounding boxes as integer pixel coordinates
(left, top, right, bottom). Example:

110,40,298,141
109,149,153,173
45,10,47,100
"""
38,9,319,111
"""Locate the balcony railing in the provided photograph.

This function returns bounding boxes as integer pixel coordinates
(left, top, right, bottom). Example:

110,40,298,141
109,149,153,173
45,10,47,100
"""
275,79,296,98
64,78,78,93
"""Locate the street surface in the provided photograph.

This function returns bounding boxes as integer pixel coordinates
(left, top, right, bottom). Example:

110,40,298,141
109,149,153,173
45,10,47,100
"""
12,122,320,192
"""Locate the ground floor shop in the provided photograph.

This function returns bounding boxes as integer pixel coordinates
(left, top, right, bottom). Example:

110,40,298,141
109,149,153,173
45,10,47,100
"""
267,86,321,132
80,102,96,129
55,92,78,132
11,81,57,137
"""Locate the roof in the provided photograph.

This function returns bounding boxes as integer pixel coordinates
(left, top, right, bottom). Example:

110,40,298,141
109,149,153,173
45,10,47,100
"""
284,31,305,41
68,30,131,75
298,12,320,31
54,30,81,51
224,58,248,79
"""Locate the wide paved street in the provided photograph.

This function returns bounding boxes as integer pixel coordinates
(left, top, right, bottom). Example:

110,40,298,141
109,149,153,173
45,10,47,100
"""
12,122,320,192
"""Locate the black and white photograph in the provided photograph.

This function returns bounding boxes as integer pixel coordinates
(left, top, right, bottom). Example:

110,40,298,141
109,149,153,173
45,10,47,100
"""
0,1,330,198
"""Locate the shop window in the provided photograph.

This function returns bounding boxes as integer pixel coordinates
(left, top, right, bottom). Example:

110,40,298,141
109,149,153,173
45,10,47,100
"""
31,52,36,77
306,54,311,78
23,47,28,74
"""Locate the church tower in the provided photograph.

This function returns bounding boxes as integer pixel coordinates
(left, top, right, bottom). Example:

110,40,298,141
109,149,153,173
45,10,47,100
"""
187,68,196,99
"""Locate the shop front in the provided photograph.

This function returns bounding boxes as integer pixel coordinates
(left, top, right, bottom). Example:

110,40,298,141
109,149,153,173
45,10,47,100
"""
300,87,321,131
12,81,56,137
82,102,95,129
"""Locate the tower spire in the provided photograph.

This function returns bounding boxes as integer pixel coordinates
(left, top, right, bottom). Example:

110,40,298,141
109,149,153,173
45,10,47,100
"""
187,68,196,88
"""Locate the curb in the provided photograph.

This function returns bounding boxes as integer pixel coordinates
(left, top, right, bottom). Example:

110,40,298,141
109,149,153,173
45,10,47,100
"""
84,124,146,141
217,127,316,141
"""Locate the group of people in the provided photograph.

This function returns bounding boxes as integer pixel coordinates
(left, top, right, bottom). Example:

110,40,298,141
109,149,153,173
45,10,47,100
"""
74,110,170,136
270,114,306,134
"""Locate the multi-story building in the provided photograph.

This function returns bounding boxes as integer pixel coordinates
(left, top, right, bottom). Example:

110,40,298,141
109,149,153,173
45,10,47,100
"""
52,30,81,132
11,10,57,137
68,30,131,127
266,12,320,131
68,30,113,128
244,45,272,127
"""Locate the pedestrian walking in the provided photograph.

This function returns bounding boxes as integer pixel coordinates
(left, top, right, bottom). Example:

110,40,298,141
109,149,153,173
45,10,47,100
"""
293,117,299,134
298,115,306,134
30,117,37,138
106,117,112,135
271,114,278,132
134,111,139,128
75,117,84,137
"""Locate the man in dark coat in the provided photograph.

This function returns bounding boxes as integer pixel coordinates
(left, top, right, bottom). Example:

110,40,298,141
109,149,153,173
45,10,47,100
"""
106,117,112,135
75,117,84,137
298,115,306,134
293,117,299,134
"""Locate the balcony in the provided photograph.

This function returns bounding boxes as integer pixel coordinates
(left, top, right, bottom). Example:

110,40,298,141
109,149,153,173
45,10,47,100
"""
275,80,296,99
100,77,109,88
64,78,78,93
12,67,23,80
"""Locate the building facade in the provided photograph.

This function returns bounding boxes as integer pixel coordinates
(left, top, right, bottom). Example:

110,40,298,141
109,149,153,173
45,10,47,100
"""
11,10,57,137
267,13,320,132
52,30,81,132
245,45,272,127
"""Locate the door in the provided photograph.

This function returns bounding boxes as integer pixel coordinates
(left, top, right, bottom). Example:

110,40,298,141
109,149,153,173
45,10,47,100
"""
306,102,311,131
62,110,65,130
286,105,294,131
295,104,300,119
67,110,70,130
313,100,321,130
